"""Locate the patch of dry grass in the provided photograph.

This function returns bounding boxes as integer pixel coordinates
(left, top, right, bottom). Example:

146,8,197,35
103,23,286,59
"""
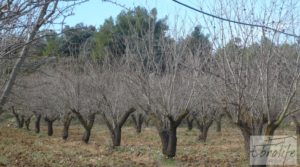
0,123,298,167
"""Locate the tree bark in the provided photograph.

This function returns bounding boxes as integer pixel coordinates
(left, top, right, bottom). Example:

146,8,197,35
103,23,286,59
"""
158,126,178,158
159,130,169,155
238,123,269,167
24,117,31,131
102,108,136,147
131,114,143,134
44,117,57,136
111,126,122,146
62,116,73,140
198,127,209,142
216,120,221,132
46,120,54,136
72,110,96,144
292,116,300,135
158,110,189,158
13,113,24,128
240,126,251,157
196,119,214,142
166,127,177,158
34,113,41,133
82,114,95,144
19,115,25,128
82,129,91,143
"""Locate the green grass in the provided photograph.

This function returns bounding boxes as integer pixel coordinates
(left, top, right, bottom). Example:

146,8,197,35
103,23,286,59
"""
0,155,8,166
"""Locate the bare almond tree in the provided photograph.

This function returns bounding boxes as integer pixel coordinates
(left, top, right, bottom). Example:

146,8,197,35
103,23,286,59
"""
51,59,98,143
193,101,217,142
124,27,207,157
83,57,137,147
0,0,88,116
195,0,300,164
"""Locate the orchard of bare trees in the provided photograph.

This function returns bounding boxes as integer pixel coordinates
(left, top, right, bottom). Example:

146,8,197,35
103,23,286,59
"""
1,0,300,166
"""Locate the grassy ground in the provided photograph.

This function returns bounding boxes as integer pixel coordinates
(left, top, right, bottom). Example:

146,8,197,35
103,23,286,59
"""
0,121,298,167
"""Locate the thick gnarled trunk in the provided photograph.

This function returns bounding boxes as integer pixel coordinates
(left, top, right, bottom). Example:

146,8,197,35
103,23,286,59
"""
158,126,178,158
72,110,96,143
111,126,122,146
34,113,41,133
82,129,91,143
102,108,135,147
46,120,54,136
44,117,57,136
237,120,271,167
159,127,177,158
157,110,189,158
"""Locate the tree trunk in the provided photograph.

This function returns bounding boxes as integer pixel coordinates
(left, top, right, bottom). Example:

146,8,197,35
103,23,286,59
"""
166,127,177,158
296,124,300,135
159,130,169,155
111,126,122,147
240,127,251,158
14,114,24,128
45,117,56,136
157,110,189,158
24,117,31,131
72,110,96,144
12,107,24,128
292,116,300,135
240,126,267,167
62,117,72,140
46,120,54,136
82,129,91,143
35,114,41,133
198,127,209,142
158,127,177,158
187,119,193,131
215,114,224,132
102,108,135,147
237,121,268,167
216,121,221,132
132,114,143,134
19,116,25,128
196,119,213,142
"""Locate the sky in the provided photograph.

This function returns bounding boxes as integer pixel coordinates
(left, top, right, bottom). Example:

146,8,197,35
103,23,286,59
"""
52,0,300,43
56,0,203,32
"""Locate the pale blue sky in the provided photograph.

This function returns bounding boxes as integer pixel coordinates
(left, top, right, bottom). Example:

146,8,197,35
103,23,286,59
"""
60,0,203,32
54,0,300,43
